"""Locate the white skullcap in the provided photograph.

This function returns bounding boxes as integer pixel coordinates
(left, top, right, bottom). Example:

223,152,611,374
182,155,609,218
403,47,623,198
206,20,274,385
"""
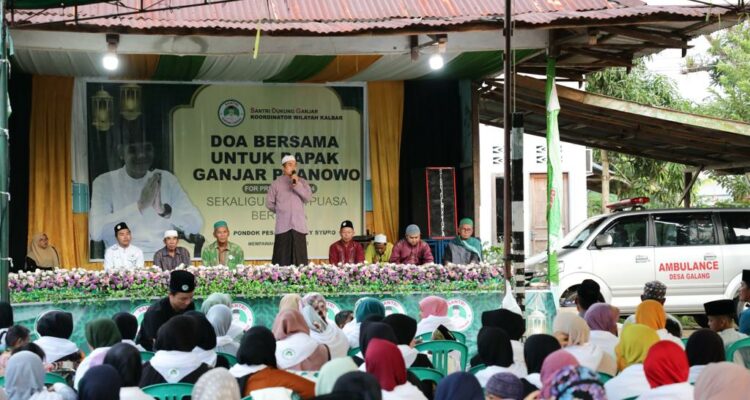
281,155,296,165
163,230,179,239
374,234,387,244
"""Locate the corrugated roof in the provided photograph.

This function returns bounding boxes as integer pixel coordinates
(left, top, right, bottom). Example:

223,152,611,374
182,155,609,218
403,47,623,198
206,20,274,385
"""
9,0,729,34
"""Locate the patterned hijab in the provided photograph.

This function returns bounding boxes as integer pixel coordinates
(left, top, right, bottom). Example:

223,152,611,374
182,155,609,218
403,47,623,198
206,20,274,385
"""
548,365,606,400
192,367,241,400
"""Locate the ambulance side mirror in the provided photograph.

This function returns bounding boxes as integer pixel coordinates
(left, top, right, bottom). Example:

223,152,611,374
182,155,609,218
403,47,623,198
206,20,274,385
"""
594,234,613,248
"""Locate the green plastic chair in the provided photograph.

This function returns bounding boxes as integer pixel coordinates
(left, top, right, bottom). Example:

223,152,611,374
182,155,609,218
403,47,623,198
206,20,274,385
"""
468,363,486,375
218,351,238,367
140,351,155,363
0,372,67,387
726,336,750,366
598,372,613,383
347,347,361,357
681,338,689,346
415,340,468,376
418,331,466,344
142,383,194,400
408,367,445,384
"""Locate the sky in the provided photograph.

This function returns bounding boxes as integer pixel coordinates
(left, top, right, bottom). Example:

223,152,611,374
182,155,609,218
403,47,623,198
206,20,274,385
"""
643,0,725,103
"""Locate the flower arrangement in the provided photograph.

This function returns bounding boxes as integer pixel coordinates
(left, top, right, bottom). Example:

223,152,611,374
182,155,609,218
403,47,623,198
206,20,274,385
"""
9,263,504,304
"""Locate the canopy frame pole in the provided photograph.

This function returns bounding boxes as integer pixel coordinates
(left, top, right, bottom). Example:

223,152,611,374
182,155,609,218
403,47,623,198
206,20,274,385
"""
0,0,10,303
502,0,513,289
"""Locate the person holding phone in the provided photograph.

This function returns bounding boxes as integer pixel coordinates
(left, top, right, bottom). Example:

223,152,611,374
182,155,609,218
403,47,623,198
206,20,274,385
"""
266,155,312,266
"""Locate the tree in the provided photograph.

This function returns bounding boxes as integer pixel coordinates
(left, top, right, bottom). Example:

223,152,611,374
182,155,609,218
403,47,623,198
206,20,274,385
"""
585,60,695,208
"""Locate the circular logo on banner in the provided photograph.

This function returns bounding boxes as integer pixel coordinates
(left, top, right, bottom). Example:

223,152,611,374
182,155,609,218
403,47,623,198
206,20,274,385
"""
382,299,406,316
218,100,245,127
231,302,254,331
447,298,474,332
131,304,152,335
326,300,341,322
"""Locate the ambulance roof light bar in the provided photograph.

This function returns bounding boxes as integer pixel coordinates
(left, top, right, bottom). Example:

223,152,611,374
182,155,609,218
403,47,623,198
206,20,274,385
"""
606,197,650,212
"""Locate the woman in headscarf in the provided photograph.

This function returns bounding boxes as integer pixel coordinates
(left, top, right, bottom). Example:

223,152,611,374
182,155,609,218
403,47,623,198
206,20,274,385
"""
229,326,314,399
603,323,659,400
343,297,385,348
486,373,524,400
434,372,483,400
201,293,244,340
4,351,76,400
694,362,750,400
546,365,606,400
332,371,382,400
315,357,359,396
139,315,210,387
383,314,433,369
207,304,240,356
74,318,123,390
634,299,684,348
25,233,60,270
0,301,13,351
521,334,561,397
192,367,241,400
365,338,426,400
302,304,349,359
415,296,455,336
584,303,619,359
103,343,155,400
33,311,83,365
185,311,230,368
279,294,303,312
112,312,146,351
474,327,526,386
0,325,30,376
638,341,692,399
685,328,725,384
272,308,330,371
471,309,526,372
539,350,579,399
552,313,616,376
356,321,398,367
303,292,328,319
78,364,122,400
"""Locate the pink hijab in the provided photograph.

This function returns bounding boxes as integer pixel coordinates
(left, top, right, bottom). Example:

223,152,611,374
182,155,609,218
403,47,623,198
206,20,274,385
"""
271,309,310,340
419,296,448,319
584,303,619,335
540,349,580,399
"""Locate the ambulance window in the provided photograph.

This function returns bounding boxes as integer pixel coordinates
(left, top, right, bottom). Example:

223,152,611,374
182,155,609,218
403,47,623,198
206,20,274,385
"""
654,213,716,246
600,216,648,248
721,212,750,244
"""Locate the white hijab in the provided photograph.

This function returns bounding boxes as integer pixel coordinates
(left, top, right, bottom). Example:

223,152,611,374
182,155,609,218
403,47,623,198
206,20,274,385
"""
275,332,319,369
415,315,454,337
604,364,651,400
342,321,361,349
302,305,349,359
381,382,427,400
34,336,79,363
637,382,694,400
475,364,527,387
565,344,605,372
150,350,204,383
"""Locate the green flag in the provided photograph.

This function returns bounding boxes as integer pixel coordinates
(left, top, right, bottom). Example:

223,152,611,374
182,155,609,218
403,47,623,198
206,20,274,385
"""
546,60,563,286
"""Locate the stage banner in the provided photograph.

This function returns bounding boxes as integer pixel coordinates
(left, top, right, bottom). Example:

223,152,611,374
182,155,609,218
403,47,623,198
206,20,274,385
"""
86,82,365,261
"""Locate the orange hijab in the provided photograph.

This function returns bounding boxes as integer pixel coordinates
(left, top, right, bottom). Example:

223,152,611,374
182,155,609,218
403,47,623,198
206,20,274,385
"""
635,299,666,330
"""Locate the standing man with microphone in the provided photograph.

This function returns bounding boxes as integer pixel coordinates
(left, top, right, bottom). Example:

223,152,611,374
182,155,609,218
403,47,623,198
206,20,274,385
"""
266,155,313,265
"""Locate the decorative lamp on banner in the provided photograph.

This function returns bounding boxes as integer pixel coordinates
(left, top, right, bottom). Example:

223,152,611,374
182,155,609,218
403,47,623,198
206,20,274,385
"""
91,87,114,132
120,83,142,121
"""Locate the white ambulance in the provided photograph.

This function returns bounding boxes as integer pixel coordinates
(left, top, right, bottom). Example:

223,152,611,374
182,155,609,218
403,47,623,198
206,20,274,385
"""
527,198,750,316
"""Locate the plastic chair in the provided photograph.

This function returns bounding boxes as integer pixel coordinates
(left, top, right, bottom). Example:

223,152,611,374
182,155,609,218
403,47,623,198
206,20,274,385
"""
468,363,486,375
598,372,613,383
415,340,468,376
726,336,750,367
0,372,67,387
142,383,194,400
681,338,689,346
218,351,238,367
347,347,361,357
418,330,466,344
140,351,155,363
408,367,445,385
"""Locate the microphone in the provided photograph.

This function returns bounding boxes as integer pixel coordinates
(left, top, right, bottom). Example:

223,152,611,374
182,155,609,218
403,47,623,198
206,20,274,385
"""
291,170,297,185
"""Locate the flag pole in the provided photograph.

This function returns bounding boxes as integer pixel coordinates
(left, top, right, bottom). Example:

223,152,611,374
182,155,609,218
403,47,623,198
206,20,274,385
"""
545,57,562,294
502,0,513,293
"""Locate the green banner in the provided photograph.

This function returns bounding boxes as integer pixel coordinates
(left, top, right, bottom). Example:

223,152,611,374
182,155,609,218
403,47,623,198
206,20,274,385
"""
546,59,562,285
85,82,365,261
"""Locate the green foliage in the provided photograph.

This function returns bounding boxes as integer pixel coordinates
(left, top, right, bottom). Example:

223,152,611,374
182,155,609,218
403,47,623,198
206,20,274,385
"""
703,22,750,122
482,242,504,265
586,61,695,208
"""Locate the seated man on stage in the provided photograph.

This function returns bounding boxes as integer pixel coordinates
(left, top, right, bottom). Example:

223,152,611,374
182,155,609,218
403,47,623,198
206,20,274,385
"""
136,270,196,351
328,220,364,265
364,234,393,264
443,218,483,264
201,220,244,269
153,229,191,271
104,222,144,271
389,224,434,265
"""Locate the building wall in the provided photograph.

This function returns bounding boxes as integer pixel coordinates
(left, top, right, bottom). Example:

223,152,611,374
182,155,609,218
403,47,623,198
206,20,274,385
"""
478,124,588,258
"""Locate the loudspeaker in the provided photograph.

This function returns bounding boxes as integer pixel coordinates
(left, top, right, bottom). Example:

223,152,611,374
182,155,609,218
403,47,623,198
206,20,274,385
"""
410,167,457,238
